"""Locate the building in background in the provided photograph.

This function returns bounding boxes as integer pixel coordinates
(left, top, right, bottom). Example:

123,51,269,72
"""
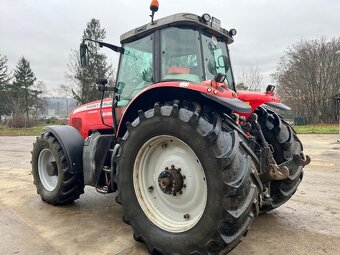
40,97,78,119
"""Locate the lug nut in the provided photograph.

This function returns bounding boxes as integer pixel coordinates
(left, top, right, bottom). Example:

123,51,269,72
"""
179,191,183,195
162,143,167,148
171,164,174,168
183,184,186,188
178,168,181,171
184,214,190,219
148,186,154,192
183,175,186,179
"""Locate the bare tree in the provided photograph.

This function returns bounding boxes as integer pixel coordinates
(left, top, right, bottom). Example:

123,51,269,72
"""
236,66,264,91
235,82,249,91
31,81,47,118
55,84,72,98
273,37,340,123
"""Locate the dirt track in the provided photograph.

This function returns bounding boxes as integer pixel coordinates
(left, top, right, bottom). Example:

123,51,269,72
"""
0,134,339,255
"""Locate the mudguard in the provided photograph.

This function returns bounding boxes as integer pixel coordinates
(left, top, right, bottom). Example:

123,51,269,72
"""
264,102,291,111
237,91,291,117
116,84,252,137
83,132,113,186
202,93,252,113
44,125,84,174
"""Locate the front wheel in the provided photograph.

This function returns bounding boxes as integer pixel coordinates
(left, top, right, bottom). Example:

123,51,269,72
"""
114,101,259,254
32,133,84,205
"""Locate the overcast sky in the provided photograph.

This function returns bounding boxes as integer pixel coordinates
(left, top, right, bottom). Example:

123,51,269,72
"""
0,0,339,94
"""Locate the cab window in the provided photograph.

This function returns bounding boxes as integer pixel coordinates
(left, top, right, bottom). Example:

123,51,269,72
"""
201,32,234,90
160,27,203,83
116,34,153,105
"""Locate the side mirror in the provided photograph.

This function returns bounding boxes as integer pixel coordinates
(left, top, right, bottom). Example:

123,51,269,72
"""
80,43,89,67
217,55,230,72
97,78,115,92
96,77,108,86
141,67,153,82
116,82,125,94
207,58,217,75
213,73,226,83
266,85,275,94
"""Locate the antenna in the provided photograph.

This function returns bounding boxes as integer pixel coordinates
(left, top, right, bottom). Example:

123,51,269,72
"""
150,0,159,24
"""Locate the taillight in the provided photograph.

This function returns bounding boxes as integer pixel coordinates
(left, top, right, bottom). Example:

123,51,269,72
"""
71,118,82,132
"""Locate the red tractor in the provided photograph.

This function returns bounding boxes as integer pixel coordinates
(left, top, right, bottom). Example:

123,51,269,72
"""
32,2,310,254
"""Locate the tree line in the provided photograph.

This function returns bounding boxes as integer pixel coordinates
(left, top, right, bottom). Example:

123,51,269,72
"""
0,18,114,126
273,37,340,123
0,54,43,122
235,37,340,124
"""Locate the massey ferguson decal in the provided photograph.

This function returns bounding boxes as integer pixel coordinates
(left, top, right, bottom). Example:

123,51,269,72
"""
72,100,113,114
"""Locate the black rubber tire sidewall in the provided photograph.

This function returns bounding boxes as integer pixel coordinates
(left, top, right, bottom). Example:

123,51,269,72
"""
32,135,65,201
256,108,304,212
118,115,226,252
32,133,84,205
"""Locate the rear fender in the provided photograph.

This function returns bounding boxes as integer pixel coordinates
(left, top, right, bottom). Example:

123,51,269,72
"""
116,85,251,137
264,102,291,111
44,125,83,174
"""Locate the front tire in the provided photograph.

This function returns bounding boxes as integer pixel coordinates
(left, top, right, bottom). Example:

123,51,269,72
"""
114,102,259,254
32,133,84,205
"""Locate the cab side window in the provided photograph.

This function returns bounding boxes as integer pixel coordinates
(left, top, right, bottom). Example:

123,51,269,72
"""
116,34,153,105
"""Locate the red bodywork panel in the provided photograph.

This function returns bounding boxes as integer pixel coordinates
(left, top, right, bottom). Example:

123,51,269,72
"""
69,81,282,139
237,91,281,119
69,99,125,139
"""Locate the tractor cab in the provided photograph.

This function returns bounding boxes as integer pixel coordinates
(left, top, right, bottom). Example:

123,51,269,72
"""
80,13,236,106
114,13,237,106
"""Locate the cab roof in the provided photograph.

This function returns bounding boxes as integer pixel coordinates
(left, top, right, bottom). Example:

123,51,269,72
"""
120,13,234,44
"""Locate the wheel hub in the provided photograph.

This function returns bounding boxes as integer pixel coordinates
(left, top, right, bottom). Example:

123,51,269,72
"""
158,165,184,195
38,148,58,191
133,135,208,233
46,161,58,176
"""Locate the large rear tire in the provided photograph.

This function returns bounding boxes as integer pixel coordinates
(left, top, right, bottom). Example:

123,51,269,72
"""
256,107,305,212
114,101,259,254
32,133,84,205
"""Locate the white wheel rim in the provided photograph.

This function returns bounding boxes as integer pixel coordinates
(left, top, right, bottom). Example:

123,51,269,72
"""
133,135,208,233
38,148,58,191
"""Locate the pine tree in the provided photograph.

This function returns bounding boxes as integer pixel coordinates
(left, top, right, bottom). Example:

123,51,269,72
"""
0,53,11,121
10,57,41,118
68,18,113,104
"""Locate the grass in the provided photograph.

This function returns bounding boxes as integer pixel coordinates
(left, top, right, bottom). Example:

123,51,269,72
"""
0,122,338,136
0,123,47,136
0,121,69,136
293,124,339,134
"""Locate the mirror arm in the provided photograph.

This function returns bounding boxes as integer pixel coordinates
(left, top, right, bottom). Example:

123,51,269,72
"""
83,38,124,54
99,41,125,54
